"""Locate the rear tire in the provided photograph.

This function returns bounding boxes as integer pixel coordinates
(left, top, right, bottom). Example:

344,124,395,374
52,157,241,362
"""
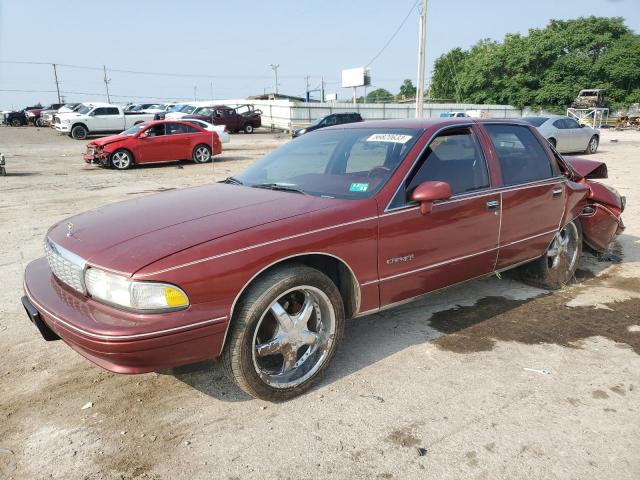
71,125,88,140
585,135,599,154
519,220,582,290
110,149,133,170
222,265,345,401
192,144,212,163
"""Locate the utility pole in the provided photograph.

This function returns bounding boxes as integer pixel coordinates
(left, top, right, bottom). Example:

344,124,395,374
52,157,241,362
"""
304,75,310,102
269,63,280,96
210,82,214,100
194,85,197,101
103,65,111,103
52,64,61,104
415,0,428,118
321,76,325,103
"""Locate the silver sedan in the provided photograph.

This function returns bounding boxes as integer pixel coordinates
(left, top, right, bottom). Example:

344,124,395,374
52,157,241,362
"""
522,116,600,154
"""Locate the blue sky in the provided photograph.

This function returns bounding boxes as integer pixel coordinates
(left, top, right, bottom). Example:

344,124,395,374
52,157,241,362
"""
0,0,637,109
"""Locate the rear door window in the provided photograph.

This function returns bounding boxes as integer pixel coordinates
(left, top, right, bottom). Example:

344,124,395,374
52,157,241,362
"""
484,124,554,186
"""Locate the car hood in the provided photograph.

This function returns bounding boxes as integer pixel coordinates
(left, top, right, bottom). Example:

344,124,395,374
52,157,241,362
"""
88,134,130,148
47,184,332,276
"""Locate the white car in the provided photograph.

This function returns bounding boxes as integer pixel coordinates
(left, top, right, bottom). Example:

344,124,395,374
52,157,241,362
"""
54,103,155,140
139,103,176,114
182,119,230,144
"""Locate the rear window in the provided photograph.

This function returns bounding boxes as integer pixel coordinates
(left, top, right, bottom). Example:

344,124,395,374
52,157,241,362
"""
484,124,554,186
521,117,549,127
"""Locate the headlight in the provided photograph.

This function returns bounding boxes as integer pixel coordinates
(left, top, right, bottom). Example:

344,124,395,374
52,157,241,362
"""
63,119,71,124
297,129,306,135
84,268,189,311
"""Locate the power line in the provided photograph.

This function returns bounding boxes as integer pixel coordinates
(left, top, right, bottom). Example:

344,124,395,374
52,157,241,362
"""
0,88,192,101
365,0,419,68
0,60,320,80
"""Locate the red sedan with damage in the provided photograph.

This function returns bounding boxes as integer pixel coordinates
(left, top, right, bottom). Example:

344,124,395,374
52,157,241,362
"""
23,119,624,400
82,120,221,170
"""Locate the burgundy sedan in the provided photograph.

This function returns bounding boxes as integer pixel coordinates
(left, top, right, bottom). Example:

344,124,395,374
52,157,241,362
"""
83,120,222,169
23,119,624,400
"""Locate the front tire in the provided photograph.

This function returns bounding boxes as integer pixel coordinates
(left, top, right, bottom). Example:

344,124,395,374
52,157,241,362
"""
35,118,45,127
192,144,212,163
222,265,345,401
110,149,133,170
520,220,582,290
244,124,255,134
548,138,557,148
71,125,88,140
585,135,599,154
10,118,22,127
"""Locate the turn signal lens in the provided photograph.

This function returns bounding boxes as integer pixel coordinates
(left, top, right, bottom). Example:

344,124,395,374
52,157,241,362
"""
164,286,189,307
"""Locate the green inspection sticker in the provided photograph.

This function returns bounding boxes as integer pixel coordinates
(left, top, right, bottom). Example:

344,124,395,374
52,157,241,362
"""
349,183,369,192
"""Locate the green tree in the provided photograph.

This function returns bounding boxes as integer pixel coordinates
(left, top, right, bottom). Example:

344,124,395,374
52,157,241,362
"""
397,79,416,100
366,88,394,103
430,16,639,109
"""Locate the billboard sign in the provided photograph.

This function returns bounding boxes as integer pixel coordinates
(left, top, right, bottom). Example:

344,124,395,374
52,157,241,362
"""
341,68,371,88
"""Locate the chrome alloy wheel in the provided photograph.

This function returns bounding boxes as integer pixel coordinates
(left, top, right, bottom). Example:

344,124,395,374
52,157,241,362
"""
252,286,336,389
588,136,599,154
194,146,211,163
547,222,579,271
111,151,131,169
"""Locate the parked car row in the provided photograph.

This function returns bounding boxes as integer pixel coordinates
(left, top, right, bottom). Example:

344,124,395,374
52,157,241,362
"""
157,103,263,134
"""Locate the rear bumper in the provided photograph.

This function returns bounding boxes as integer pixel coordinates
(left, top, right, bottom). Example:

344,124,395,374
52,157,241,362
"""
23,258,228,374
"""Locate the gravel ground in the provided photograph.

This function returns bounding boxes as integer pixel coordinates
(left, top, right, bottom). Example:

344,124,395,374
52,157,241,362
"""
0,126,638,480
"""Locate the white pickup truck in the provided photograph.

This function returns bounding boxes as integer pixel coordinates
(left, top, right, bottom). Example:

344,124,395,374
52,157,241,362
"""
54,103,155,140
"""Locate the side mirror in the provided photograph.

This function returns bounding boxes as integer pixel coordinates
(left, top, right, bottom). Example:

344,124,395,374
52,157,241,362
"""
410,181,452,215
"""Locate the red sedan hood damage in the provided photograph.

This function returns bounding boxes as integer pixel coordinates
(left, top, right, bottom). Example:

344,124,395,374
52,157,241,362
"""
47,184,331,275
88,135,130,148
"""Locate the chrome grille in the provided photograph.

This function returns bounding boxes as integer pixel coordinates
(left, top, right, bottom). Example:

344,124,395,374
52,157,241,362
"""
44,237,86,293
54,117,61,124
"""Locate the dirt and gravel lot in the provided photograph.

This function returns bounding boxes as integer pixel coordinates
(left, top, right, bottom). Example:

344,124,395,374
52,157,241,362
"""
0,126,638,480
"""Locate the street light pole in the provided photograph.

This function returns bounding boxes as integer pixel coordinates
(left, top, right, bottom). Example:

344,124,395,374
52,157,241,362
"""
415,0,428,118
269,63,280,96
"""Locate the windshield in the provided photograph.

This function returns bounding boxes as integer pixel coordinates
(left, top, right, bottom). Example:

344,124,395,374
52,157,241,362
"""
78,105,93,114
235,128,421,199
521,117,549,127
169,104,184,112
194,107,213,115
120,123,148,135
181,105,196,114
309,116,326,127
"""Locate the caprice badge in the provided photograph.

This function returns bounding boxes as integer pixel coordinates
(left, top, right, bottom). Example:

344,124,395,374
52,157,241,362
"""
386,254,415,265
66,222,74,238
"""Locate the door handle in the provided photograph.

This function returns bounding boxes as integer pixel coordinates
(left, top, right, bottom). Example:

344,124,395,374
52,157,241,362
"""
552,187,563,197
486,200,500,211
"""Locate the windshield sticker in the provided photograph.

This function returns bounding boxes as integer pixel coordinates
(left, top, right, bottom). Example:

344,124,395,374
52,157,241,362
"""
366,133,413,144
349,183,369,192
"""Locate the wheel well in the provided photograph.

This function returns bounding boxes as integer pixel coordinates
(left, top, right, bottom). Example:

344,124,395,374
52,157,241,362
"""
71,123,88,131
232,254,360,320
